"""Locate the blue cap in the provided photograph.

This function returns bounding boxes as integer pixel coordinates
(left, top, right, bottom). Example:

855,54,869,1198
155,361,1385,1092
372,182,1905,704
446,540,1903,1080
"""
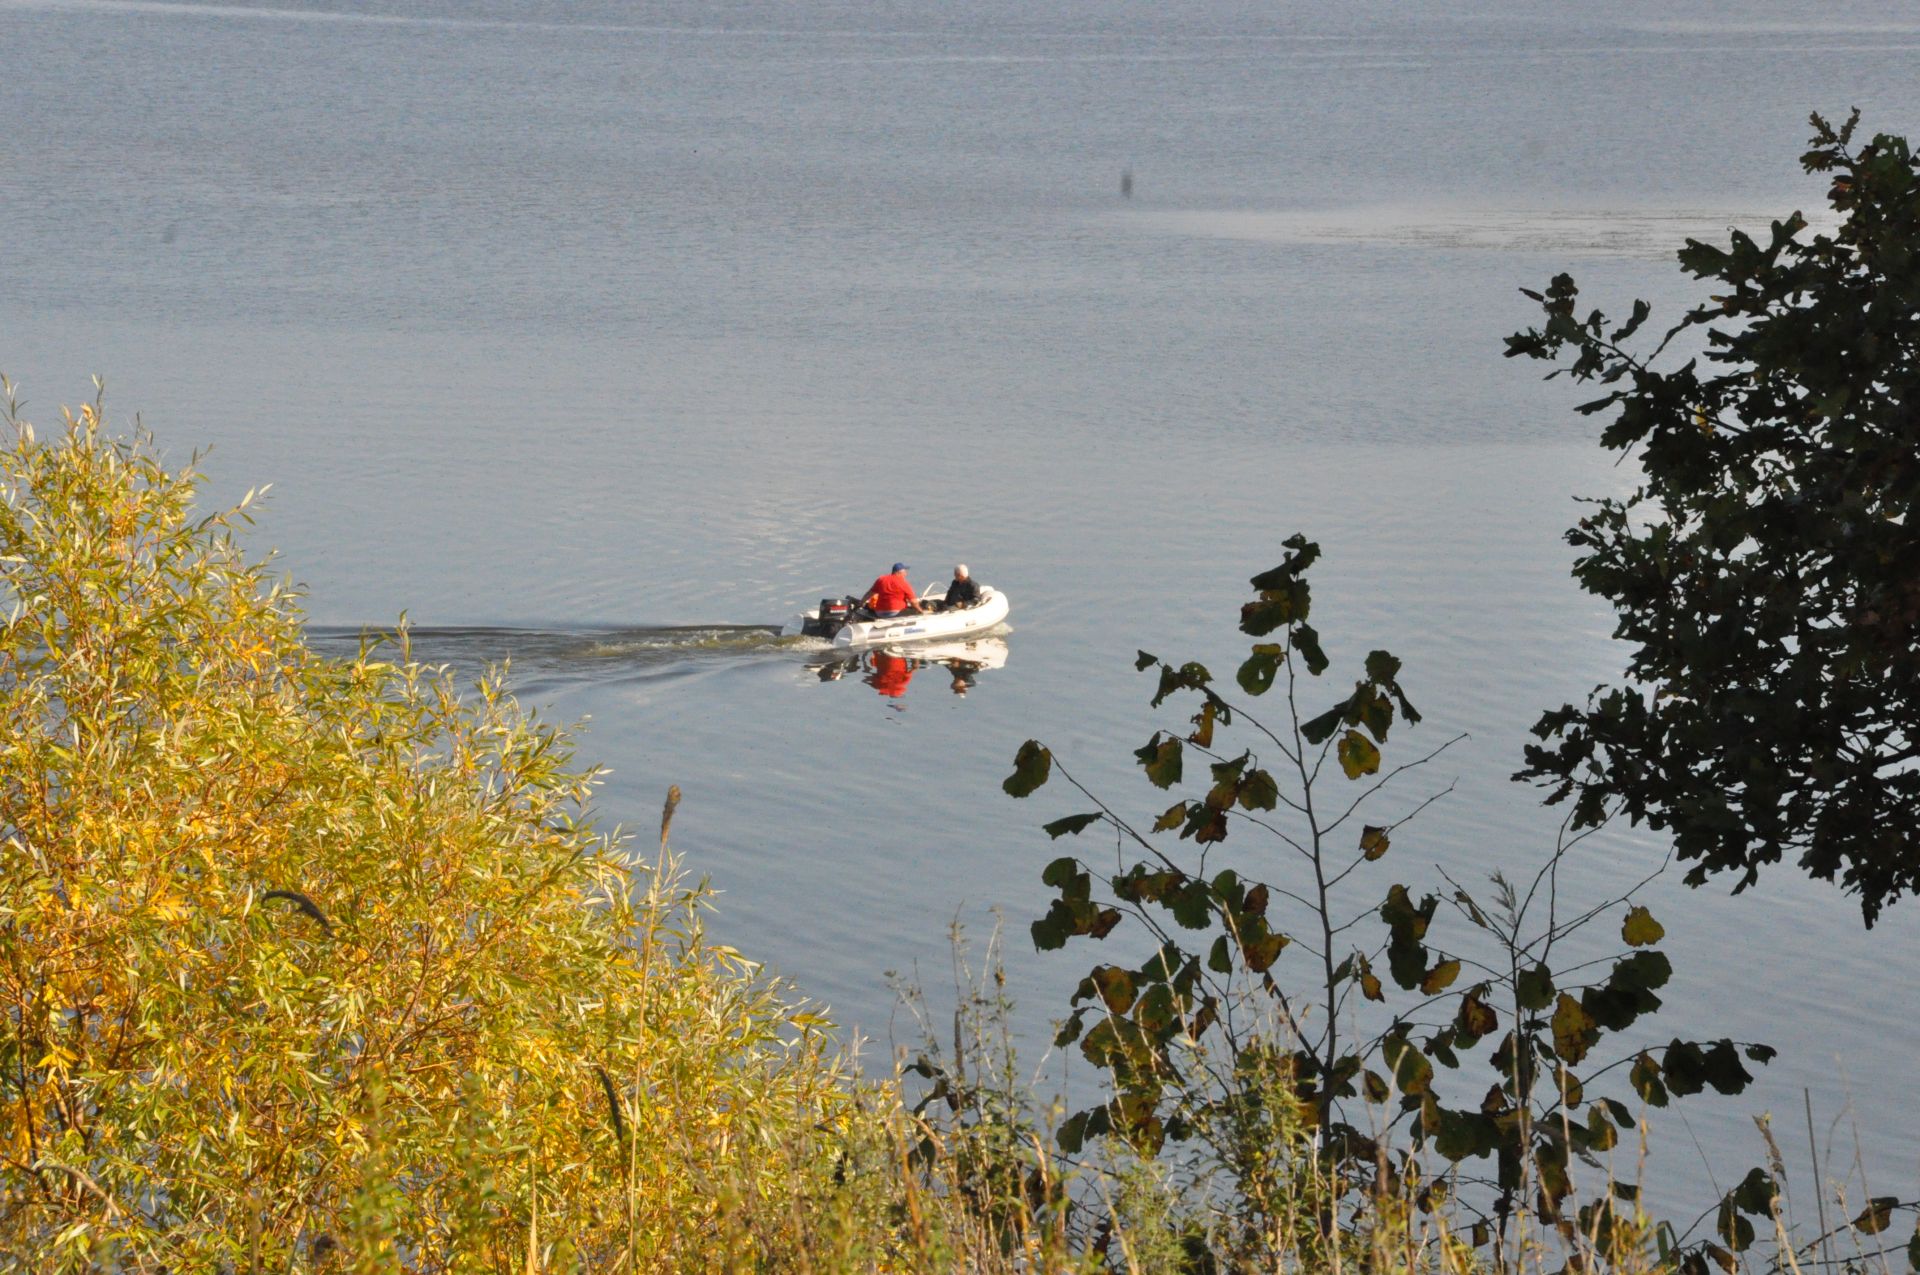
892,562,910,573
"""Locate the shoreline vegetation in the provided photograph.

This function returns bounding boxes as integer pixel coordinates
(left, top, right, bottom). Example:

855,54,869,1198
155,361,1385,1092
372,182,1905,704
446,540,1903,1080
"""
6,116,1919,1270
0,391,1906,1275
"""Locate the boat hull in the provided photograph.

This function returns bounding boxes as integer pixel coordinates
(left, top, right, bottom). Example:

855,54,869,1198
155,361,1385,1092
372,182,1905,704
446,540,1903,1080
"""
783,587,1010,648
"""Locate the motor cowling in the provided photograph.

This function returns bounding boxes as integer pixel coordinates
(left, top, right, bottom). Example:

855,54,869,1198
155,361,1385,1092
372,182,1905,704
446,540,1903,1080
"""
801,596,855,638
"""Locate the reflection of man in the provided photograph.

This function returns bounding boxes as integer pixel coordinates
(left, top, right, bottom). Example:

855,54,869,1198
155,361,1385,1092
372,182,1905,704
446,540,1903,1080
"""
944,563,979,609
948,661,980,695
863,563,925,617
866,650,914,698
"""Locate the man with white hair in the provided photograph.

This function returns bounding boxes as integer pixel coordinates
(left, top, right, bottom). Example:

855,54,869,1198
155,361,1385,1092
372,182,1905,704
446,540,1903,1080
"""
943,563,980,609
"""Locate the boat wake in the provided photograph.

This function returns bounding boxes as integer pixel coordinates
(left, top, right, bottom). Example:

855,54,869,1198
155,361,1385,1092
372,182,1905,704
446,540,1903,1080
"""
306,623,806,678
304,621,1010,701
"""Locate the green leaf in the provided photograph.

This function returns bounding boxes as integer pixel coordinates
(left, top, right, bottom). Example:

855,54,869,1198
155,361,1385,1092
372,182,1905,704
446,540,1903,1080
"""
1150,661,1211,707
1854,1198,1900,1236
1364,650,1402,683
1056,1109,1090,1154
1134,650,1158,671
1210,754,1249,784
1338,730,1381,779
1301,702,1345,745
1031,909,1069,951
1134,984,1177,1035
1701,1039,1754,1094
1043,813,1103,839
1184,805,1228,844
1663,1041,1707,1096
1237,769,1279,812
1430,1106,1499,1162
1630,1051,1668,1107
1381,1031,1433,1096
1237,644,1283,696
1612,949,1672,991
1249,538,1320,590
1041,857,1079,889
1586,1104,1619,1152
1621,905,1665,946
1004,740,1053,797
1242,930,1288,973
1169,880,1212,930
1291,622,1330,675
1516,964,1555,1011
1239,590,1299,636
1207,935,1233,974
1731,1168,1777,1215
1356,688,1393,742
1717,1201,1755,1252
1135,735,1184,789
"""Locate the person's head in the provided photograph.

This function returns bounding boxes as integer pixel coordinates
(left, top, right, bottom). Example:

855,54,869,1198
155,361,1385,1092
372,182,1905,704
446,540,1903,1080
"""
953,563,969,580
891,561,910,576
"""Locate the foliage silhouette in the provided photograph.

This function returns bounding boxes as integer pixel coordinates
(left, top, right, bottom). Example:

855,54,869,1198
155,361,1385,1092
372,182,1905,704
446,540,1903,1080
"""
1507,111,1920,925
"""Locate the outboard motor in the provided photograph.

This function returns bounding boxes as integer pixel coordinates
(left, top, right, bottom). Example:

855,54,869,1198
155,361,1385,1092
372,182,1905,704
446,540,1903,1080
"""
801,596,855,638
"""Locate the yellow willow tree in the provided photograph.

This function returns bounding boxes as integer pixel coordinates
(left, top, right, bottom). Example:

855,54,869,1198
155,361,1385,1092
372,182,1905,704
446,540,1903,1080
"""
0,384,883,1272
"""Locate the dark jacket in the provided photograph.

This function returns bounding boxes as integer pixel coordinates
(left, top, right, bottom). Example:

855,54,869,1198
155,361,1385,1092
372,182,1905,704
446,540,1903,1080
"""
945,576,980,607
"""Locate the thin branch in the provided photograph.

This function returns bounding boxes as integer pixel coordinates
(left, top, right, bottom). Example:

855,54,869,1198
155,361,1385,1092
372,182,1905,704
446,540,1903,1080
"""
1322,735,1468,837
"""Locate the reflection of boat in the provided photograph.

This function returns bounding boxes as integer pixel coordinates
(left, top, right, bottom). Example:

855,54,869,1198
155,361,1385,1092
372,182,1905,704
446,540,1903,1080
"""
810,636,1010,699
783,583,1010,648
867,650,915,698
903,635,1009,672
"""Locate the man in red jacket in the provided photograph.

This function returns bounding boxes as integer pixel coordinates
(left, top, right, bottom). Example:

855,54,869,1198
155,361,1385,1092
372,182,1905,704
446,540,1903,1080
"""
863,563,925,617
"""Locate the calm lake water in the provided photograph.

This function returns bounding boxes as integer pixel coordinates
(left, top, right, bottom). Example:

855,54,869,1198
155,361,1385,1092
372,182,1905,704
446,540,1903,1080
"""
6,0,1918,1213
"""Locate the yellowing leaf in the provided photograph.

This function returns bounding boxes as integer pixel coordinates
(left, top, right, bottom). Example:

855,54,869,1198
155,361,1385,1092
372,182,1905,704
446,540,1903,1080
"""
1621,905,1665,947
1091,966,1137,1014
1420,959,1461,994
1338,730,1381,779
1552,993,1598,1065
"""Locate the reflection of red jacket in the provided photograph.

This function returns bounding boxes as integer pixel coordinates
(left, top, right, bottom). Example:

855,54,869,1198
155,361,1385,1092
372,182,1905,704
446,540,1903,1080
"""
867,652,913,698
866,573,917,612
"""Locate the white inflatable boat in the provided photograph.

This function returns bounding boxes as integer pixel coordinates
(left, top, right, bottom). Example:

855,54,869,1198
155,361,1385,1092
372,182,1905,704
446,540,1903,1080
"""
783,583,1011,648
